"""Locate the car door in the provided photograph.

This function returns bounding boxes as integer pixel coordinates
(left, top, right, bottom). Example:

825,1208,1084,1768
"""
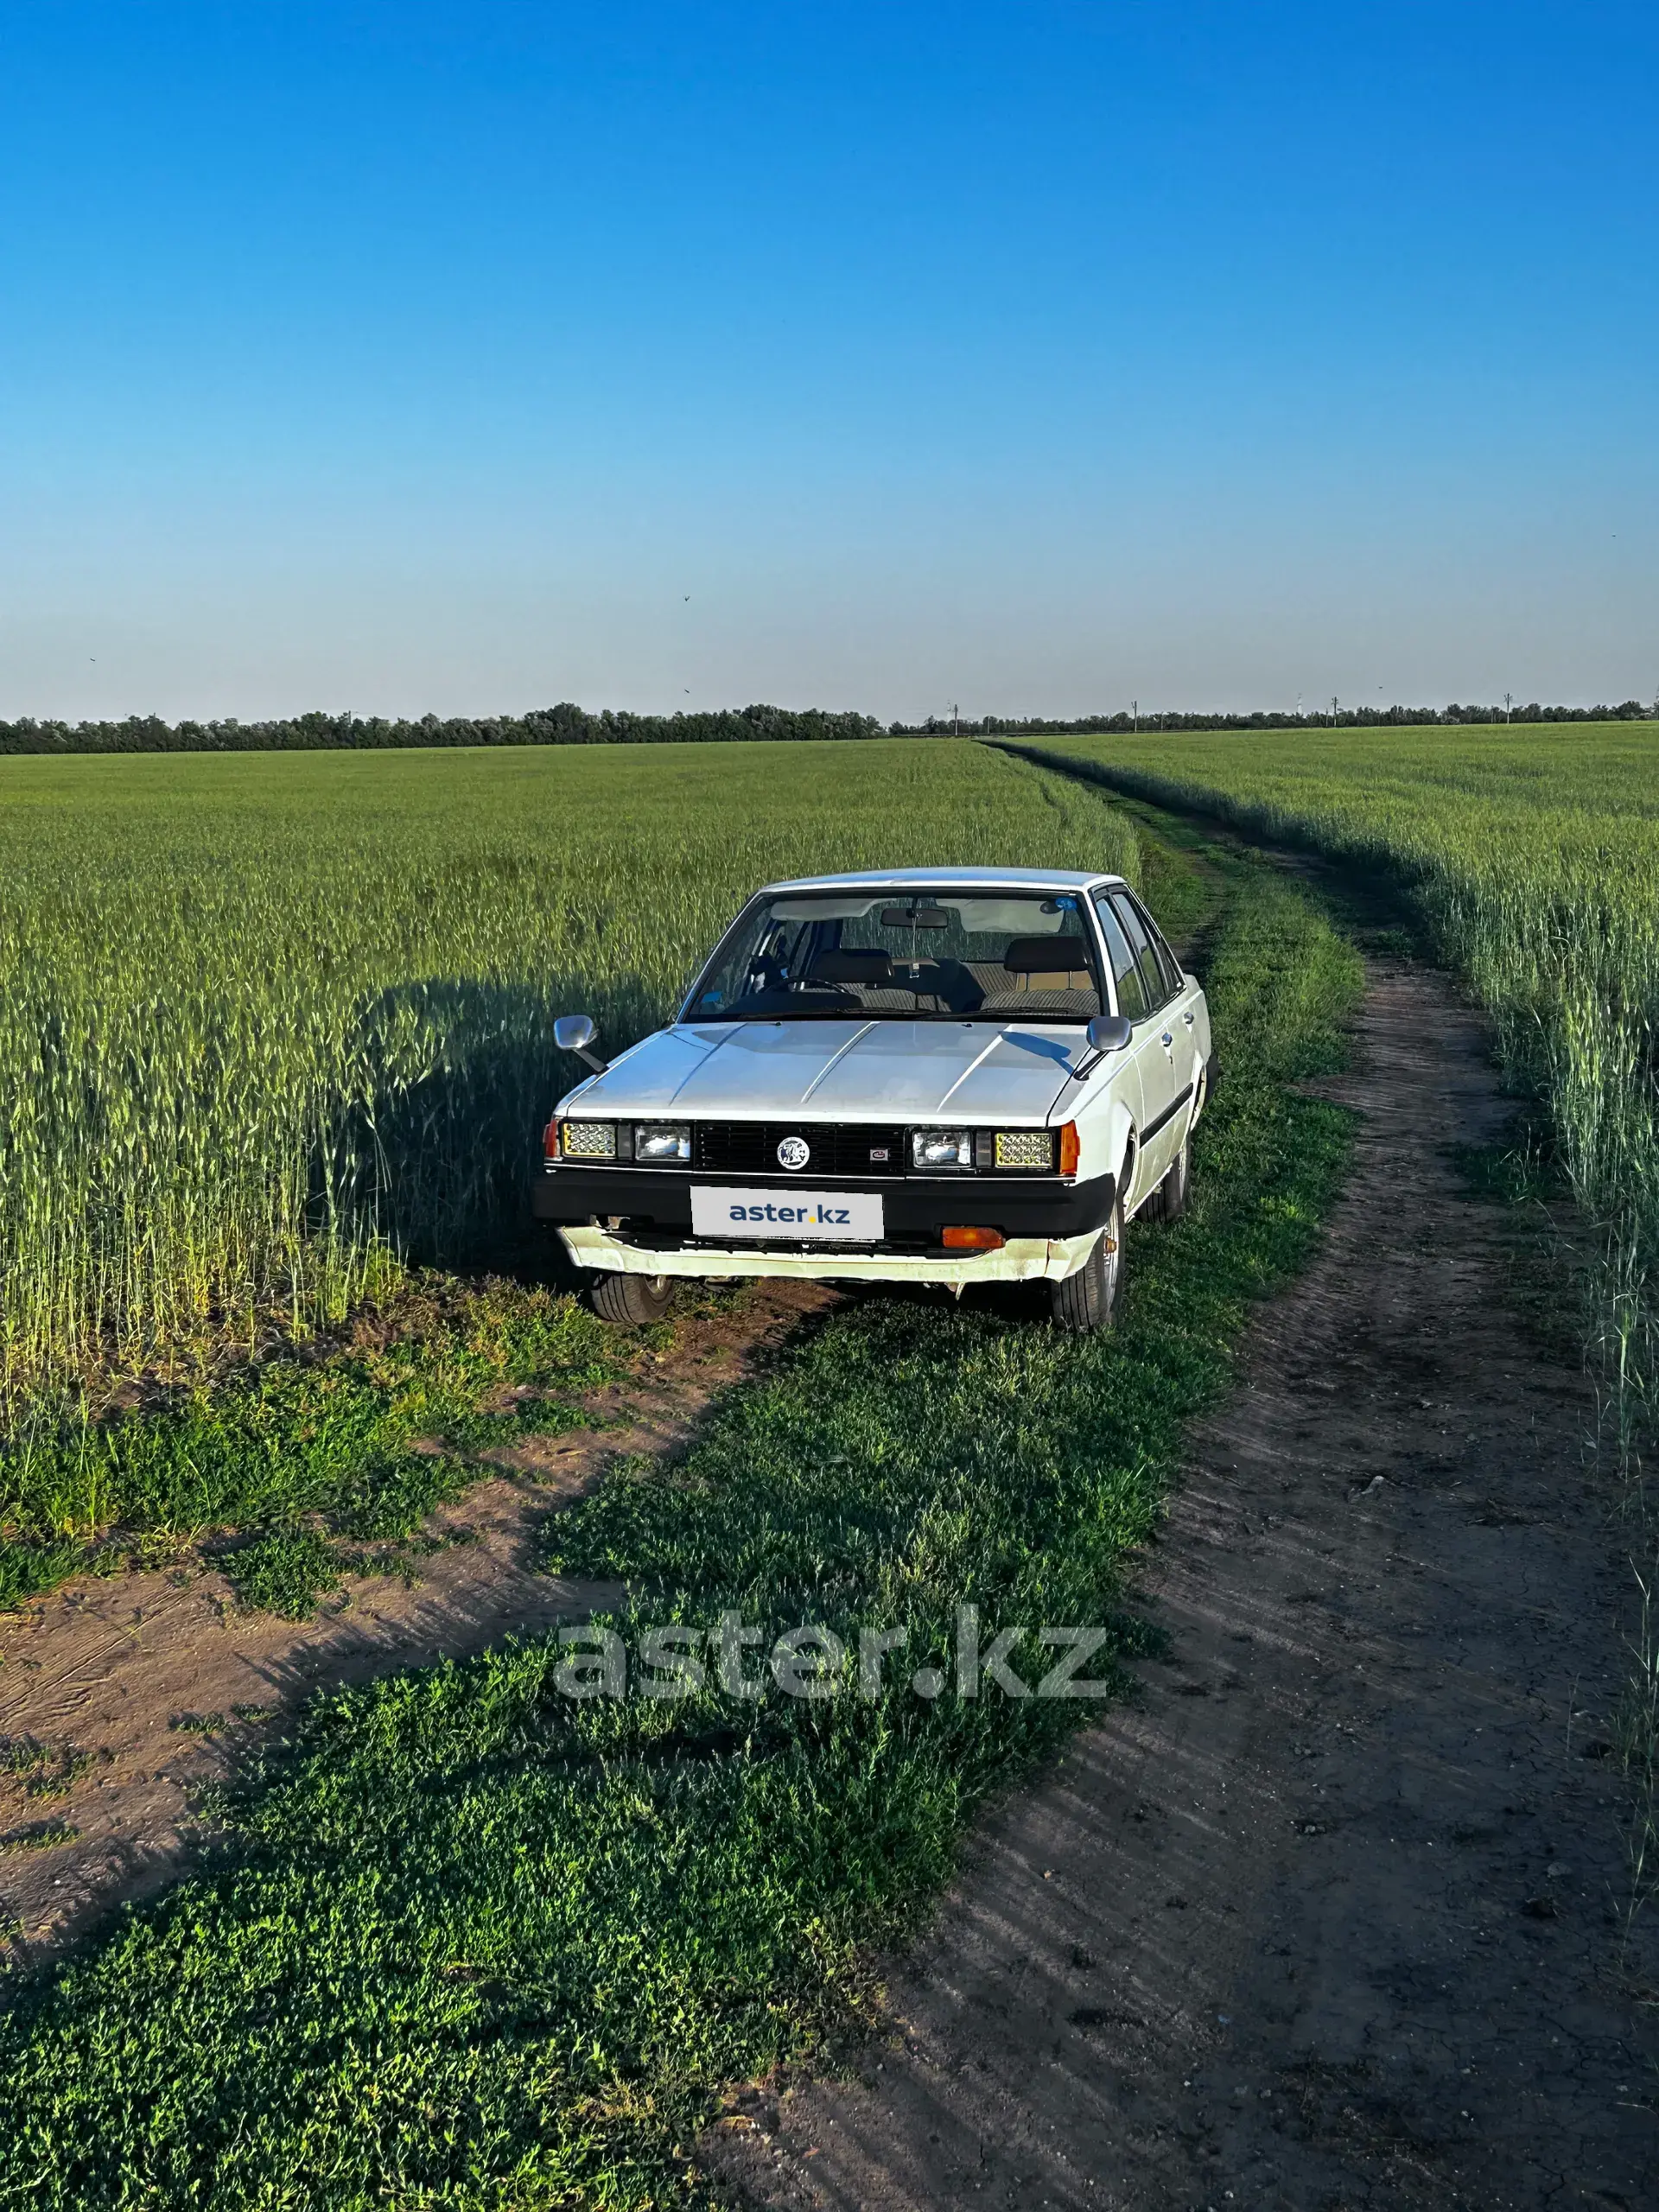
1122,888,1200,1123
1105,892,1186,1192
1090,893,1169,1215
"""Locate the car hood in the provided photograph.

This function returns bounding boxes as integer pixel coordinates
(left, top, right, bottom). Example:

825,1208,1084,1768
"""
562,1020,1087,1124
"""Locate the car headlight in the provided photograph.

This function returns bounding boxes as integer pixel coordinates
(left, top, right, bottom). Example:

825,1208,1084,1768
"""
994,1129,1054,1171
912,1127,975,1171
635,1122,691,1163
560,1120,617,1160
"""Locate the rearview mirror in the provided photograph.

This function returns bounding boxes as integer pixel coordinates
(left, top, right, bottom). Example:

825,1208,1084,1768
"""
554,1014,607,1072
1085,1014,1134,1054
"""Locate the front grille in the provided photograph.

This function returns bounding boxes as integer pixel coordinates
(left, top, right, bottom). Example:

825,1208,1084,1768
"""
694,1122,908,1177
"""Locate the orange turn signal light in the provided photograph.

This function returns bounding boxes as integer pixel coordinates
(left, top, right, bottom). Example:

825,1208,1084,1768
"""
1058,1122,1080,1177
943,1226,1005,1252
543,1118,559,1160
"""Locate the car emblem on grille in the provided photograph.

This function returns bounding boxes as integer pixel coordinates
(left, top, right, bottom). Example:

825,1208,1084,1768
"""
777,1135,811,1171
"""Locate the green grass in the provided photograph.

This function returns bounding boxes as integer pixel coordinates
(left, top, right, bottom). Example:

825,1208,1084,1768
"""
0,835,1362,2210
0,1823,79,1859
0,741,1137,1411
0,1277,629,1615
0,1739,97,1801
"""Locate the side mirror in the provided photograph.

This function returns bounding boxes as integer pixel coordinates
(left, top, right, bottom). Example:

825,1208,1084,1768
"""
554,1014,607,1073
1071,1012,1133,1084
1085,1014,1134,1054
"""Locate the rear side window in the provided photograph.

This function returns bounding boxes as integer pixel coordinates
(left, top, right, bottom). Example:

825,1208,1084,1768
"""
1109,893,1171,1014
1124,892,1185,1000
1093,895,1148,1021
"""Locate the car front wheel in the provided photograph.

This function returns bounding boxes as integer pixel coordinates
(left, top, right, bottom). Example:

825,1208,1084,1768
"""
590,1269,675,1325
1048,1194,1124,1332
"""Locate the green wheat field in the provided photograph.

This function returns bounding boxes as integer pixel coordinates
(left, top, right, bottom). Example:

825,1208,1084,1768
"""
0,740,1134,1408
0,724,1654,2208
6,721,1652,1443
1023,720,1659,1478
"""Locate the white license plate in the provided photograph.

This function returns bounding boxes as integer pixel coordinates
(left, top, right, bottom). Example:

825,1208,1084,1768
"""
690,1185,885,1242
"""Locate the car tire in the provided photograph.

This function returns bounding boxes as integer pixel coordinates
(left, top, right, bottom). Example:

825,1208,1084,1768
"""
1049,1193,1124,1332
1154,1128,1192,1224
590,1269,675,1325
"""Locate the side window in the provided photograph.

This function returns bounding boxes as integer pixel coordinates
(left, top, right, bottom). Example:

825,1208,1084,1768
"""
1093,895,1147,1021
1109,893,1170,1014
1126,893,1185,999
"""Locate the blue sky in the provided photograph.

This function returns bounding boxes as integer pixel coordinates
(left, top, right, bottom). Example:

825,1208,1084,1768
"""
0,2,1653,721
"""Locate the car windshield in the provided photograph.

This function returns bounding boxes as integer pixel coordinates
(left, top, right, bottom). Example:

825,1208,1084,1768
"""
682,888,1106,1021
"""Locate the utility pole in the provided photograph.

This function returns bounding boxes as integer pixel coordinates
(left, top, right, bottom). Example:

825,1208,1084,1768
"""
950,702,960,737
1331,696,1338,724
1131,698,1138,732
1504,691,1513,722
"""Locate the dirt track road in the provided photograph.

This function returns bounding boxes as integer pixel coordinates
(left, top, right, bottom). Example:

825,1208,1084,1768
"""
0,1284,831,1962
713,952,1658,2209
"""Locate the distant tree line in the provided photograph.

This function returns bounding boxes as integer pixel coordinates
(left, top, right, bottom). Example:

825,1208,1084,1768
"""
0,702,887,755
893,700,1656,734
0,696,1651,755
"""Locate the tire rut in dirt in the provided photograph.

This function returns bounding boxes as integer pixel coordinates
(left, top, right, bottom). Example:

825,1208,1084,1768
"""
709,956,1656,2212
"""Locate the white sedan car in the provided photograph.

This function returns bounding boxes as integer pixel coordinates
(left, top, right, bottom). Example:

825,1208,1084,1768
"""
534,868,1214,1330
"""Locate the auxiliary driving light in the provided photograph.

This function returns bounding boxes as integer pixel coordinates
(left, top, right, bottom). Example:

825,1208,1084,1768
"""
993,1129,1054,1171
943,1226,1005,1252
560,1121,616,1160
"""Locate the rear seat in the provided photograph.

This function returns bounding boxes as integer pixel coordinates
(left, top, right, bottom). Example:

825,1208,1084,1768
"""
805,943,1097,1015
970,936,1096,1010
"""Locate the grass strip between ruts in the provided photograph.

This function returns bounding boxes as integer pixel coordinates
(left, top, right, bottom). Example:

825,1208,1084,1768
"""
0,841,1361,2211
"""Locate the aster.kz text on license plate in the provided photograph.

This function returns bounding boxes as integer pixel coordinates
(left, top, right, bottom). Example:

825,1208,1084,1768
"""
690,1186,884,1242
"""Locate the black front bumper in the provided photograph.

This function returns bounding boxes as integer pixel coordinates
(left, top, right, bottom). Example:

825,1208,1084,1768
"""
532,1166,1118,1249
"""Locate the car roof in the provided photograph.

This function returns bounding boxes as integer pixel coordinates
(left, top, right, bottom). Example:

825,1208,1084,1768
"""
756,866,1127,895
